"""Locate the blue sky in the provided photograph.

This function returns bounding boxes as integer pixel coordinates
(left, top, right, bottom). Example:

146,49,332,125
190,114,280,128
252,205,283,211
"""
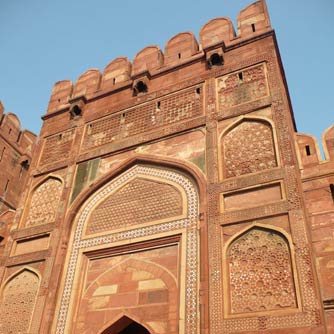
0,0,333,149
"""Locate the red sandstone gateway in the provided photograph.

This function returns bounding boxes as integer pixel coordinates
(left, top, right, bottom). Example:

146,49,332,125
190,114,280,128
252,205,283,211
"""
0,0,333,333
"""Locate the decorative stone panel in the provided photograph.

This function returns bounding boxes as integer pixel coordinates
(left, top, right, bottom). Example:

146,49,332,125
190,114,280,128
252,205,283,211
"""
217,63,269,109
86,177,183,235
26,177,63,227
221,119,277,178
39,129,75,166
226,227,297,315
0,269,40,333
82,85,202,151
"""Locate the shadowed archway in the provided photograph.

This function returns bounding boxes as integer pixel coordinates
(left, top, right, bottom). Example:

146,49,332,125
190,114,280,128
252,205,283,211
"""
101,316,150,334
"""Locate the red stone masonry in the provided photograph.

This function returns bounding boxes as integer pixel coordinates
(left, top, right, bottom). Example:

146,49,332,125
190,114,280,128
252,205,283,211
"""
0,1,333,333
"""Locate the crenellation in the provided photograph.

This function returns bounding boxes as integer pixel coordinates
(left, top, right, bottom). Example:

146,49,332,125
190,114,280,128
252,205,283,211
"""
237,0,271,37
132,46,164,76
164,32,200,65
199,17,236,49
322,125,334,161
72,68,101,98
101,57,132,90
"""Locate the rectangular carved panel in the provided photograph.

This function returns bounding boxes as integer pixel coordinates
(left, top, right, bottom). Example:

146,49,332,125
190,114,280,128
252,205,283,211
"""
217,63,269,110
12,234,50,256
222,183,283,211
39,129,75,166
82,85,202,151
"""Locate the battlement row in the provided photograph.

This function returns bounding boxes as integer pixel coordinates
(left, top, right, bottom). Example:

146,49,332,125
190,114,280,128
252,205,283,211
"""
296,125,334,168
0,101,37,155
48,0,271,114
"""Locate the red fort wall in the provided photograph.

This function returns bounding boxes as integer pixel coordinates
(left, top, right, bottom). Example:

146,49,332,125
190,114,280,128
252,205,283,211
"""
0,1,333,333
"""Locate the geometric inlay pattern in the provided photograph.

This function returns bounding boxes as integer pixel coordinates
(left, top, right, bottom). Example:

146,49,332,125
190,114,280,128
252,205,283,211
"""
227,227,297,315
82,86,202,151
26,178,63,227
222,120,277,178
86,177,183,235
55,165,199,334
40,129,75,166
0,269,39,333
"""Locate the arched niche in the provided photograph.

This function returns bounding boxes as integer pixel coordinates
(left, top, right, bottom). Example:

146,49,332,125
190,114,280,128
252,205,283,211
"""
219,117,278,179
25,176,63,227
0,268,40,333
224,224,299,317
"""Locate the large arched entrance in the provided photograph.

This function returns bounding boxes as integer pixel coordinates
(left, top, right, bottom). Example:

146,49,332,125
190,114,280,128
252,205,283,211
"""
54,163,200,334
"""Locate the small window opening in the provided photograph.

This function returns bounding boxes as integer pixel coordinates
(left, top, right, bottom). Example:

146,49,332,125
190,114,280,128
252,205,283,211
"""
113,77,116,85
196,87,201,96
16,131,22,143
157,101,161,109
178,53,181,59
305,145,311,156
238,72,243,83
134,81,147,95
21,160,29,170
19,166,23,178
330,184,334,202
251,23,256,32
58,98,61,102
70,104,82,119
4,179,9,192
0,236,3,245
209,53,223,67
0,147,5,161
58,134,63,140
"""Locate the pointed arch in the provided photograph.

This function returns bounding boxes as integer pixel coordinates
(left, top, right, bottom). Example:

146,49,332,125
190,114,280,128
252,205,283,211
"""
23,174,63,227
223,223,300,317
66,154,205,231
218,116,280,180
0,267,40,333
100,314,153,334
54,155,202,334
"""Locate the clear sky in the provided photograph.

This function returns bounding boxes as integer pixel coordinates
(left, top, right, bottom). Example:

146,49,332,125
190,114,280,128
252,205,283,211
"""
0,0,333,150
